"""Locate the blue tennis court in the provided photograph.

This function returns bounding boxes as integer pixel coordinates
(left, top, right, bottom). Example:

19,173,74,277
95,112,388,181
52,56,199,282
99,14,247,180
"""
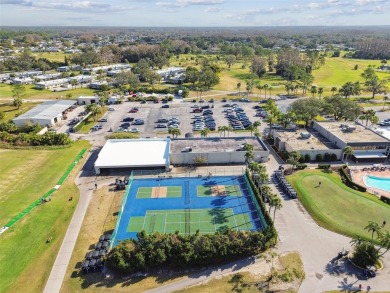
112,175,267,246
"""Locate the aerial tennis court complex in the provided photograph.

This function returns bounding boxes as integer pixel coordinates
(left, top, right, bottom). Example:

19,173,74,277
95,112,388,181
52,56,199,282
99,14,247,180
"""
112,175,267,246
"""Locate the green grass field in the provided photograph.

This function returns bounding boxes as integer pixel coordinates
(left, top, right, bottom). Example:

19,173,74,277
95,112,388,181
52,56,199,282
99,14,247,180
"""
0,101,40,121
0,83,98,100
127,209,252,235
287,170,390,241
32,52,67,63
0,141,90,293
0,141,90,227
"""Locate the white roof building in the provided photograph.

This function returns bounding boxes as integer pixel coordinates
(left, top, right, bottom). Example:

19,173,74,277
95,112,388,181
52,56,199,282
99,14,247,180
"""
13,100,76,127
94,138,171,174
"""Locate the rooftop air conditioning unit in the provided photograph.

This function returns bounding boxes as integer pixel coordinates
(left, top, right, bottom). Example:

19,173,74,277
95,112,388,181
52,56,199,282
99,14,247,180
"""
300,132,311,139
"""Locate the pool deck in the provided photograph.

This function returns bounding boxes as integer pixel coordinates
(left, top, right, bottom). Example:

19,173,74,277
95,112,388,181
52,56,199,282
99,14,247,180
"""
351,169,390,198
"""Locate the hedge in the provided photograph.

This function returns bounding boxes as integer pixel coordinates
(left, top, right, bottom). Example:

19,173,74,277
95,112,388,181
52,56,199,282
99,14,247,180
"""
339,166,367,192
318,164,331,170
380,196,390,205
296,163,307,170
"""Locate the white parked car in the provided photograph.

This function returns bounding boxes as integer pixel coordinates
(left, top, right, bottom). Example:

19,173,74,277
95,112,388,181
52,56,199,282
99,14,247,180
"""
108,107,115,111
129,128,140,133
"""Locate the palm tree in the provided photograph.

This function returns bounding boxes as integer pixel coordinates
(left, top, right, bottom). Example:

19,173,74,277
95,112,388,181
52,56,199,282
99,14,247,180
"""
263,84,269,99
342,146,354,163
247,124,256,136
378,231,390,257
248,161,259,173
226,125,233,137
383,96,388,111
200,128,210,138
218,125,229,137
169,128,181,138
331,87,337,97
253,120,261,131
269,86,273,99
70,79,78,89
268,194,278,214
243,143,254,152
364,221,383,240
310,86,317,98
236,82,241,96
244,150,255,165
273,196,283,221
286,151,301,171
260,185,271,199
318,87,324,98
255,81,262,102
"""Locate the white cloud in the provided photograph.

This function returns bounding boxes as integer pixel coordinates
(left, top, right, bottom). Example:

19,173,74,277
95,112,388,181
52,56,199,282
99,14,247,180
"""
204,6,221,12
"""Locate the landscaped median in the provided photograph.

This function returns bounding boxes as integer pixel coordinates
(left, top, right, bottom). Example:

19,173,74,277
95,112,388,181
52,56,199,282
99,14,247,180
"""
287,170,390,242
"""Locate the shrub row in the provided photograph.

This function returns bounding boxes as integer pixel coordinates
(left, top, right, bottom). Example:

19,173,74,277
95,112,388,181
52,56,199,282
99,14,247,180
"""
339,166,367,192
380,196,390,205
0,131,72,146
296,163,307,170
318,164,331,170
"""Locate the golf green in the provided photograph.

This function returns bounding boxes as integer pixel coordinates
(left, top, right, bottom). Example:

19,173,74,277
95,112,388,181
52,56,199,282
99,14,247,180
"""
287,170,390,241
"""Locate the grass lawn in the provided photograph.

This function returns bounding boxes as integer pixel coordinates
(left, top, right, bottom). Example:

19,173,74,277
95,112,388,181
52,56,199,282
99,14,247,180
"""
287,170,390,241
32,52,67,63
177,252,304,293
0,83,98,100
77,107,108,133
0,141,90,293
0,140,90,227
0,101,40,121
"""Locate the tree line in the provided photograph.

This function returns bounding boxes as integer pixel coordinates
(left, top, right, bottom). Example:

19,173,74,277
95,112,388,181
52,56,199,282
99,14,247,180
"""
107,228,277,274
0,122,72,146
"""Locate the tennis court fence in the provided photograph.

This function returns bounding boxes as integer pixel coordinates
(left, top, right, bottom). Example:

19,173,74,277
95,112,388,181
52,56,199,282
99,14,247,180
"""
110,171,133,248
132,166,245,178
243,174,268,230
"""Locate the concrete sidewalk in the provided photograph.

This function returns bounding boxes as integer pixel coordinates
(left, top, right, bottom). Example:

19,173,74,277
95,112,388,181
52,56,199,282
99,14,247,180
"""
43,183,93,293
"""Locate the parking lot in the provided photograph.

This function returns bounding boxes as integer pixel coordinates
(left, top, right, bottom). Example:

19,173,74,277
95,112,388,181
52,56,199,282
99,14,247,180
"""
86,99,263,137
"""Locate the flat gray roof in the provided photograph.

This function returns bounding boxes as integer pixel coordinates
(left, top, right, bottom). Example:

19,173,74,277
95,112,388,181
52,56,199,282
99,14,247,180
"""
171,137,267,153
317,122,390,144
13,100,76,122
275,129,337,151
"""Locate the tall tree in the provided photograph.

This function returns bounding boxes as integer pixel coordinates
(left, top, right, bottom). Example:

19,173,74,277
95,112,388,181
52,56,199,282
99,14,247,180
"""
364,221,383,240
250,56,267,78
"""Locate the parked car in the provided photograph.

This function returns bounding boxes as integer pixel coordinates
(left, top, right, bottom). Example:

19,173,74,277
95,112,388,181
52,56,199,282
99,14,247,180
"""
140,100,146,104
98,118,107,122
193,108,203,113
157,118,169,123
156,124,167,128
129,128,140,133
133,119,144,125
129,108,138,113
108,107,115,111
162,105,170,108
123,117,134,122
209,99,214,103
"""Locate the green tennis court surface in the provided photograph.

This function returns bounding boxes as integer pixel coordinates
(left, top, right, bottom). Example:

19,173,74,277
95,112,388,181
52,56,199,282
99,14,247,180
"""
127,208,252,234
196,185,241,197
136,186,182,198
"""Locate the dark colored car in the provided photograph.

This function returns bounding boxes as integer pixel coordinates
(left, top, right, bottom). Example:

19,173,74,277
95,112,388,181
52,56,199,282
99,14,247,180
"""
162,105,170,108
193,108,203,113
123,117,134,122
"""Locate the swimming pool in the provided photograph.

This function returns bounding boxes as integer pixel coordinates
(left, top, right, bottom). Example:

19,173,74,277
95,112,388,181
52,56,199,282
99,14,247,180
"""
364,175,390,192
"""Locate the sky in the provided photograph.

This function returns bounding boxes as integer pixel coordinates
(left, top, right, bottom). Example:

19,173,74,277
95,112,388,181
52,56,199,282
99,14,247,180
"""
1,0,390,27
